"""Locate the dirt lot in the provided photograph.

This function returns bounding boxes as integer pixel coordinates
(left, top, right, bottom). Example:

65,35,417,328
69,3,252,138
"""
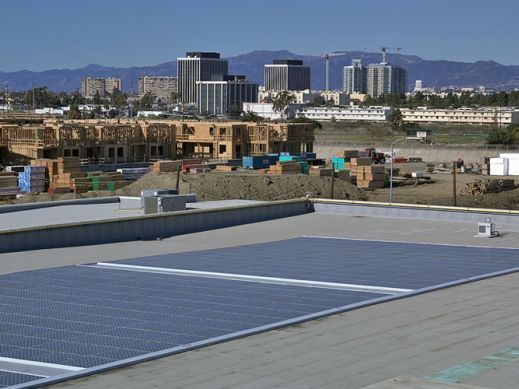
117,172,366,202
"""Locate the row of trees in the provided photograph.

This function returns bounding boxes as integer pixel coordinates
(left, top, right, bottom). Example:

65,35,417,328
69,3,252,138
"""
364,91,519,109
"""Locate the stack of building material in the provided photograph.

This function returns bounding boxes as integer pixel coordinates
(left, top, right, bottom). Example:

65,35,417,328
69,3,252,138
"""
458,179,515,196
331,150,360,172
31,159,57,184
215,165,237,172
49,157,85,193
152,160,182,173
349,157,372,177
300,152,317,160
279,155,303,163
0,172,19,197
268,161,301,175
18,165,46,193
116,167,151,181
243,156,271,170
309,167,333,177
89,172,129,192
182,158,208,172
355,165,385,189
297,161,310,174
190,167,212,174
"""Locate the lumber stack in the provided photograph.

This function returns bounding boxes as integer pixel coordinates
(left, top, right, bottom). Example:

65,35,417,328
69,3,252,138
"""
49,157,84,193
309,167,333,177
0,172,19,197
458,179,515,196
215,165,237,172
117,167,150,181
31,159,57,183
152,160,182,173
268,161,301,175
355,165,385,189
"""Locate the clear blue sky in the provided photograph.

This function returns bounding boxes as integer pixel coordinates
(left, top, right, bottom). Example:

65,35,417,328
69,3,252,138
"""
1,0,517,71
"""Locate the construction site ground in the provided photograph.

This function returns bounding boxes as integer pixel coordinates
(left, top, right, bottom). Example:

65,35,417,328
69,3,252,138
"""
5,169,519,211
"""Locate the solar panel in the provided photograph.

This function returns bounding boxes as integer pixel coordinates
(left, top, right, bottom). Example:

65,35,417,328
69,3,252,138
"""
1,237,519,388
0,371,42,388
112,237,519,289
0,266,382,377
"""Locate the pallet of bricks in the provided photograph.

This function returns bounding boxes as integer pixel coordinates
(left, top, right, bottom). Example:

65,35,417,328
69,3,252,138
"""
89,171,130,192
352,157,385,189
0,171,19,199
152,160,182,173
268,161,301,175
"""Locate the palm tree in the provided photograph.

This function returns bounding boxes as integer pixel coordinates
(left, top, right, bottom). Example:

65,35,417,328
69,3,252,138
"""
272,91,296,119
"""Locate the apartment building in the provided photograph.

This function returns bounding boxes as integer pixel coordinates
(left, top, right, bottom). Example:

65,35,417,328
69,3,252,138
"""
343,59,366,94
264,60,310,91
343,59,407,97
401,107,519,125
81,77,122,99
177,52,228,104
138,76,178,103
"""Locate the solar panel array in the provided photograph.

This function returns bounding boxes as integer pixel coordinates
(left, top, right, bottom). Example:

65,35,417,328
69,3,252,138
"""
1,237,519,388
0,371,41,388
115,237,519,289
0,265,383,388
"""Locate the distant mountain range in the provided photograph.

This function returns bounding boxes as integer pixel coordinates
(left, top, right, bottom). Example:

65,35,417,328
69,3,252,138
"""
2,50,519,92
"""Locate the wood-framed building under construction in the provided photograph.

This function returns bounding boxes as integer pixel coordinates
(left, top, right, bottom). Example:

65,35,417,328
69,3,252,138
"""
0,116,314,165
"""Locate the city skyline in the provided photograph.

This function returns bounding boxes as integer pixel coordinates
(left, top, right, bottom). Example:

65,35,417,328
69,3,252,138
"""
1,0,518,72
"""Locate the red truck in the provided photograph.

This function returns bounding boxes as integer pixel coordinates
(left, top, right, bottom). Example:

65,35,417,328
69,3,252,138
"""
365,148,386,164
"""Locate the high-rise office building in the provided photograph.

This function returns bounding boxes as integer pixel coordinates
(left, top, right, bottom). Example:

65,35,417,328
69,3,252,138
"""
197,75,258,115
264,60,310,91
343,59,366,94
81,77,122,99
138,76,178,102
177,52,228,104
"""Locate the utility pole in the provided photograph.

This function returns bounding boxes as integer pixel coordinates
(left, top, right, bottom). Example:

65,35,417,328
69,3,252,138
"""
453,161,457,207
330,169,335,199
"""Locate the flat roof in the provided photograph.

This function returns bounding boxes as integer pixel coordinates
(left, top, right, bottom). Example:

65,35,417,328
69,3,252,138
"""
1,212,519,388
0,199,263,231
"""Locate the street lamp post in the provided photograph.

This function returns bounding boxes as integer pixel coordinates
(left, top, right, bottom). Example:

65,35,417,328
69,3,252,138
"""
389,137,406,204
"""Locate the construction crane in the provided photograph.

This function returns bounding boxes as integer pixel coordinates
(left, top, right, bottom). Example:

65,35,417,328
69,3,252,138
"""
322,47,402,90
321,51,349,91
380,47,401,64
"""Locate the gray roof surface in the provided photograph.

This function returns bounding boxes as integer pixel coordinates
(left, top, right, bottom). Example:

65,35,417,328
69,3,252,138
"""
1,213,519,388
0,198,263,231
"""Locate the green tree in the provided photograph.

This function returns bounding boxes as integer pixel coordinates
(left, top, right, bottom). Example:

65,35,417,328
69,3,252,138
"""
390,108,406,131
112,93,127,109
68,102,81,119
272,91,296,119
241,111,263,123
138,93,154,111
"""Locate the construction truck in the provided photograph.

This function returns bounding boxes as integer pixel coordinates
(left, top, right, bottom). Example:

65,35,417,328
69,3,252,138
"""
365,148,386,164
